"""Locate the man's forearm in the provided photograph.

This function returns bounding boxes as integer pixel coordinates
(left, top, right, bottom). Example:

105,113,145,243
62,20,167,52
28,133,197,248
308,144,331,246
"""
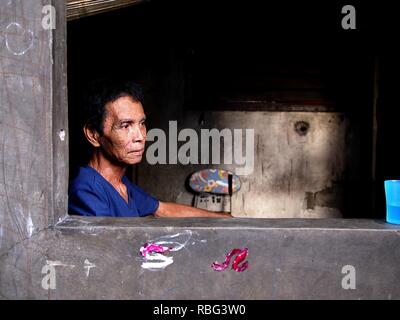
155,201,231,218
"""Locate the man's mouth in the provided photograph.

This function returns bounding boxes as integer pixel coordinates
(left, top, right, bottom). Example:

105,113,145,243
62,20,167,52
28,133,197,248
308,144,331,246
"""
130,149,144,155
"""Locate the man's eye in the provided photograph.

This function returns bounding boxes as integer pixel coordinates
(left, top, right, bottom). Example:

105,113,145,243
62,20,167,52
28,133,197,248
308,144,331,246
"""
121,124,129,129
141,121,146,126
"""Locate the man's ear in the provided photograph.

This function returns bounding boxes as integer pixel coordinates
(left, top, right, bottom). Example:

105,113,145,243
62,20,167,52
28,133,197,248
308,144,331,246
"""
83,125,101,147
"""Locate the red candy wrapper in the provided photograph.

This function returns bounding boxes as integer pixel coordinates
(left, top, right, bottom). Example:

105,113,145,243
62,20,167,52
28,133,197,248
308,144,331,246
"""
211,248,248,272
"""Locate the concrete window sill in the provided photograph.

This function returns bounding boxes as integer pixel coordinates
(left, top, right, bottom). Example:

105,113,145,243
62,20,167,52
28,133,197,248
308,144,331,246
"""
56,216,400,232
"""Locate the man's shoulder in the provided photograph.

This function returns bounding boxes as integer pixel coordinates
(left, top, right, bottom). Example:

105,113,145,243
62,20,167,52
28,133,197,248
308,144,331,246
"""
69,166,106,192
68,166,111,215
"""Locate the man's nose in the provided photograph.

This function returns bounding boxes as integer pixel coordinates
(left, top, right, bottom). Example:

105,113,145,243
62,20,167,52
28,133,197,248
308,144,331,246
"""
132,124,146,142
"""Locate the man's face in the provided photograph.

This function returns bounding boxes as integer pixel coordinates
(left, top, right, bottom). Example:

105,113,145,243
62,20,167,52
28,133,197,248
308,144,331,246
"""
98,96,147,165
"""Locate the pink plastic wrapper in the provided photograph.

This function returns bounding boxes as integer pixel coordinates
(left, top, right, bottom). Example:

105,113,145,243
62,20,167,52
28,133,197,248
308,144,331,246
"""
140,243,171,258
211,248,249,272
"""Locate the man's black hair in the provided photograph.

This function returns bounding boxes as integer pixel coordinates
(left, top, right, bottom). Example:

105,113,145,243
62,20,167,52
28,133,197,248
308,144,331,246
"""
83,78,144,135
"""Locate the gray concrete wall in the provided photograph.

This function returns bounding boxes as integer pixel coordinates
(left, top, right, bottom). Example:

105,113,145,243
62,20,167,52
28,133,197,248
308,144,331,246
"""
1,1,398,300
139,111,352,218
2,216,400,299
0,0,67,299
1,0,59,263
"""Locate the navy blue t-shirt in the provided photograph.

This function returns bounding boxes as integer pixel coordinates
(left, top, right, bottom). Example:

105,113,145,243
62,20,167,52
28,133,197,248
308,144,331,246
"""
68,166,159,217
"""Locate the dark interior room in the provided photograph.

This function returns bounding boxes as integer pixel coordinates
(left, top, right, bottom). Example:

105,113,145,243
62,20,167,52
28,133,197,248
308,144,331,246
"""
67,0,396,219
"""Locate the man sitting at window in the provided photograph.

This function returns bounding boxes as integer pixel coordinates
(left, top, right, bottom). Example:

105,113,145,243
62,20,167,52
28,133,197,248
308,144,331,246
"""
68,79,231,218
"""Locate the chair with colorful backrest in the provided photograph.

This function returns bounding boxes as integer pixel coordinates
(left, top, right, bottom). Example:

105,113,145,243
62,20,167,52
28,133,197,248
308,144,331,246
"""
188,168,241,213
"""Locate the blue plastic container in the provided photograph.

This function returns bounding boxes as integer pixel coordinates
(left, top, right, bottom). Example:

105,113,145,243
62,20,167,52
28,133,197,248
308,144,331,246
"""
384,180,400,224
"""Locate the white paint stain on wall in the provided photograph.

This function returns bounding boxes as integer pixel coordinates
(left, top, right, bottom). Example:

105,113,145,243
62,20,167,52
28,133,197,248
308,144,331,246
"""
5,22,34,56
141,253,174,270
46,260,75,268
152,230,193,252
58,129,65,141
140,230,207,271
26,213,34,237
84,259,96,277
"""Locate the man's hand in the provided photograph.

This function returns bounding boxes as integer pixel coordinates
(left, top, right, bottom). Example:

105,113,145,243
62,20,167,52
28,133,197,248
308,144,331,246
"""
154,201,232,218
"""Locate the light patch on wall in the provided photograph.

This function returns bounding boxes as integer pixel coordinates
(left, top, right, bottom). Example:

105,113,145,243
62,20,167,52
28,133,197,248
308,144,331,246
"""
46,260,75,268
84,259,96,277
140,230,206,271
26,213,34,237
58,129,66,141
141,253,174,270
5,22,34,56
